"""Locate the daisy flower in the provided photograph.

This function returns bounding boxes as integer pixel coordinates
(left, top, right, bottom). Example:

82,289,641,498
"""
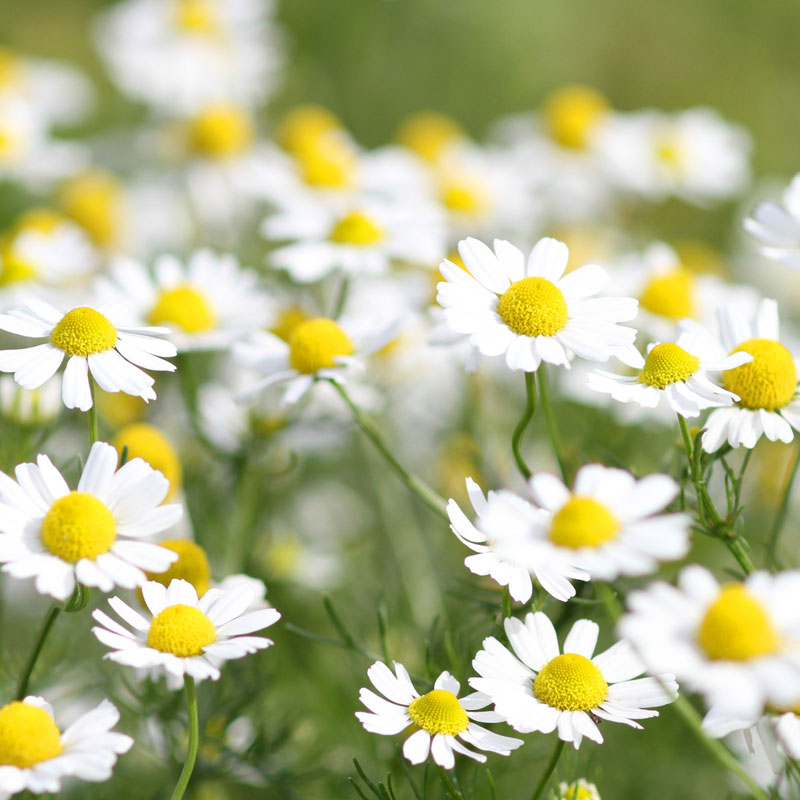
0,695,132,797
0,441,181,601
0,299,177,411
587,320,752,418
744,174,800,269
436,236,638,372
619,565,800,736
470,612,677,749
92,578,281,684
355,661,523,769
557,779,602,800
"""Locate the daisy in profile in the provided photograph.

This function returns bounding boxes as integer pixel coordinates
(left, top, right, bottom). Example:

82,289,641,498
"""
92,578,280,684
0,441,180,600
470,612,677,749
436,236,638,372
0,695,132,797
0,299,176,410
744,174,800,269
620,565,800,736
356,661,523,769
587,320,752,418
703,299,800,451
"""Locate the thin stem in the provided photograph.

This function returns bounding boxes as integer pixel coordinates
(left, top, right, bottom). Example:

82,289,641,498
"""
437,766,465,800
768,442,800,569
169,677,199,800
87,378,98,445
16,603,61,699
537,366,567,483
331,274,351,320
511,372,537,480
530,739,564,800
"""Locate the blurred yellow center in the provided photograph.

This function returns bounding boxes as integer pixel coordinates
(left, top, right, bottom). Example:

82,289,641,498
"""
0,243,37,286
639,268,696,321
50,307,117,357
0,702,62,768
147,604,216,657
656,135,683,170
561,783,596,800
549,497,620,548
288,318,354,374
723,338,797,411
145,540,211,597
14,209,64,234
175,0,220,33
534,653,608,711
271,306,310,342
440,180,487,216
397,112,463,162
697,584,779,661
59,170,123,247
638,343,699,389
497,277,568,337
543,86,610,150
297,137,356,189
148,285,217,333
407,690,468,735
0,49,24,89
189,105,254,159
329,211,384,246
277,105,342,155
112,423,182,500
41,492,116,562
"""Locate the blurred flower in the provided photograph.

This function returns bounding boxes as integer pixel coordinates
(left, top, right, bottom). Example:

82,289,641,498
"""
557,779,602,800
395,111,467,163
0,375,61,426
745,174,800,270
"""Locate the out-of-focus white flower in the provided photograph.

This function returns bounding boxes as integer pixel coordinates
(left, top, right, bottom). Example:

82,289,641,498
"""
745,174,800,270
0,375,61,426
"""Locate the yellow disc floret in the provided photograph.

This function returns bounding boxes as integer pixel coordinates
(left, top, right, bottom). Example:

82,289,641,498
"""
638,343,700,389
497,277,568,338
440,179,487,216
41,492,116,563
112,423,182,500
0,702,62,768
697,584,779,661
397,112,464,163
543,86,610,150
50,307,118,357
329,211,384,246
277,105,342,155
147,604,216,657
59,170,123,248
549,497,620,548
723,338,797,411
148,285,217,334
288,318,354,374
407,689,469,736
188,105,254,159
271,306,310,342
296,135,356,189
534,653,608,711
639,268,696,321
175,0,220,34
145,539,211,596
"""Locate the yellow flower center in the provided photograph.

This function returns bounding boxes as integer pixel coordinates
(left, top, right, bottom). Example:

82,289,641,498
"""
637,342,700,389
534,653,608,711
296,136,356,189
723,338,797,411
50,307,118,357
265,538,303,579
497,276,568,338
288,318,354,374
112,423,182,500
639,268,696,321
560,783,596,800
145,540,210,597
41,492,116,563
175,0,220,33
148,285,217,334
58,170,123,248
188,105,254,160
407,689,469,736
0,702,62,768
440,179,487,216
656,133,683,172
697,584,780,661
329,211,384,246
543,85,610,150
549,496,620,548
397,112,463,163
271,306,311,343
277,105,342,155
147,604,216,657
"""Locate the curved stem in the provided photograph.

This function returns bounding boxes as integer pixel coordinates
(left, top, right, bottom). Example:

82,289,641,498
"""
768,442,800,569
511,372,537,480
169,677,199,800
537,367,567,483
530,738,564,800
16,603,61,699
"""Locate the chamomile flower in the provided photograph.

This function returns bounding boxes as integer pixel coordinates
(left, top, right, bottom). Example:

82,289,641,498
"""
0,299,177,411
437,236,638,373
744,174,800,269
356,662,523,769
91,578,281,683
702,299,800,451
587,320,752,418
557,779,602,800
620,565,800,736
0,441,181,601
470,613,677,749
0,696,132,797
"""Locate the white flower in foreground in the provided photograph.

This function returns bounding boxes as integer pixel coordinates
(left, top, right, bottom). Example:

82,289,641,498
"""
356,661,523,769
587,320,752,418
0,442,180,601
437,236,637,372
0,299,176,410
744,174,800,270
703,299,800,452
92,578,281,684
0,696,132,797
620,565,800,736
470,612,677,749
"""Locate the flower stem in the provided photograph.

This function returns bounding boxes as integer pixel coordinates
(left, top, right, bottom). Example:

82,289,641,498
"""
169,677,199,800
87,378,98,444
768,442,800,569
437,766,466,800
537,366,568,483
511,372,537,480
16,602,61,699
530,738,564,800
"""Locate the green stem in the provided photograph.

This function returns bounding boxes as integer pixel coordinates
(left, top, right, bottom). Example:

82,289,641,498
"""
768,442,800,569
169,677,199,800
16,603,61,699
331,274,351,320
511,372,537,480
331,381,448,519
87,378,98,445
437,766,465,800
537,366,567,483
530,739,564,800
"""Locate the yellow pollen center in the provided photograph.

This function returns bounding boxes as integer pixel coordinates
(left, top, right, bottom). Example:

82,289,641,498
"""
497,276,568,337
0,702,62,768
656,134,683,171
397,112,463,162
549,496,620,548
112,423,182,500
534,653,608,711
147,604,216,657
59,171,123,248
407,690,469,736
0,49,24,90
288,318,354,374
175,0,220,33
145,540,211,597
50,307,117,357
189,105,254,159
329,211,384,246
697,584,780,661
440,180,487,216
639,268,696,321
543,86,610,150
41,492,116,563
723,338,797,411
638,342,700,389
148,285,217,333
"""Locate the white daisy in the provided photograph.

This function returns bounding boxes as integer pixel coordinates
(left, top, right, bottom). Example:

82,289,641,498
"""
619,565,800,736
744,174,800,270
470,612,677,749
703,299,800,452
0,441,180,601
587,320,752,418
355,661,523,769
436,236,638,373
0,696,132,797
0,299,177,411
